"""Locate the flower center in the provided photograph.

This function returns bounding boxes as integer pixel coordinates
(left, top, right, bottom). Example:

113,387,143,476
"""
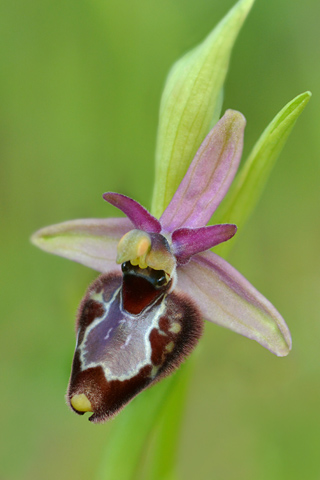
116,229,176,281
117,230,151,269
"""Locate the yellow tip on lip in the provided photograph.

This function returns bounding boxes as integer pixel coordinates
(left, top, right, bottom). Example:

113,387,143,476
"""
71,394,93,412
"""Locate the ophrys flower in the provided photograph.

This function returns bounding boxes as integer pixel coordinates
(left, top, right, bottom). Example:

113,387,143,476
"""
32,110,291,423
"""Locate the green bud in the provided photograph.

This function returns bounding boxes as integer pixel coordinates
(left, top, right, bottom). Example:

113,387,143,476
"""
151,0,255,217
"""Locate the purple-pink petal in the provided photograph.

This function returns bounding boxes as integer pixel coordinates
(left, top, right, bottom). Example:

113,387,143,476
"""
177,250,292,356
160,110,246,232
172,224,237,265
31,217,132,272
103,192,161,233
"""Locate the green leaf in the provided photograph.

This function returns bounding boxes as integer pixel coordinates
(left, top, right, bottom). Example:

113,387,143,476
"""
213,91,311,257
151,0,255,218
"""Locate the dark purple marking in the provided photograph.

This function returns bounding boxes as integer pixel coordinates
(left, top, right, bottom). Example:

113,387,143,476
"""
159,315,170,332
76,273,122,332
76,300,105,345
154,291,204,382
149,328,171,366
122,274,164,314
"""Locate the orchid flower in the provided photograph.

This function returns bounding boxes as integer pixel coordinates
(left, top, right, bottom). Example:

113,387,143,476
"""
31,109,291,423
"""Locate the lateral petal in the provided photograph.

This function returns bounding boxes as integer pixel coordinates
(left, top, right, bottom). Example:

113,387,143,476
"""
31,218,132,272
177,250,291,356
103,192,161,233
172,224,237,265
160,110,245,231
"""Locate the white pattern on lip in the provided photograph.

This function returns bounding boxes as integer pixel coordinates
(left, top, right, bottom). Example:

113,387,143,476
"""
78,286,167,382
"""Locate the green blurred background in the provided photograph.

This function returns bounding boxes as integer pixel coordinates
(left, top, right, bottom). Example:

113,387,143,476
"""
1,0,319,478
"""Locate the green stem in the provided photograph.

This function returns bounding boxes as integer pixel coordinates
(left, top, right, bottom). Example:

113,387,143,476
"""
140,361,195,480
95,366,189,480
